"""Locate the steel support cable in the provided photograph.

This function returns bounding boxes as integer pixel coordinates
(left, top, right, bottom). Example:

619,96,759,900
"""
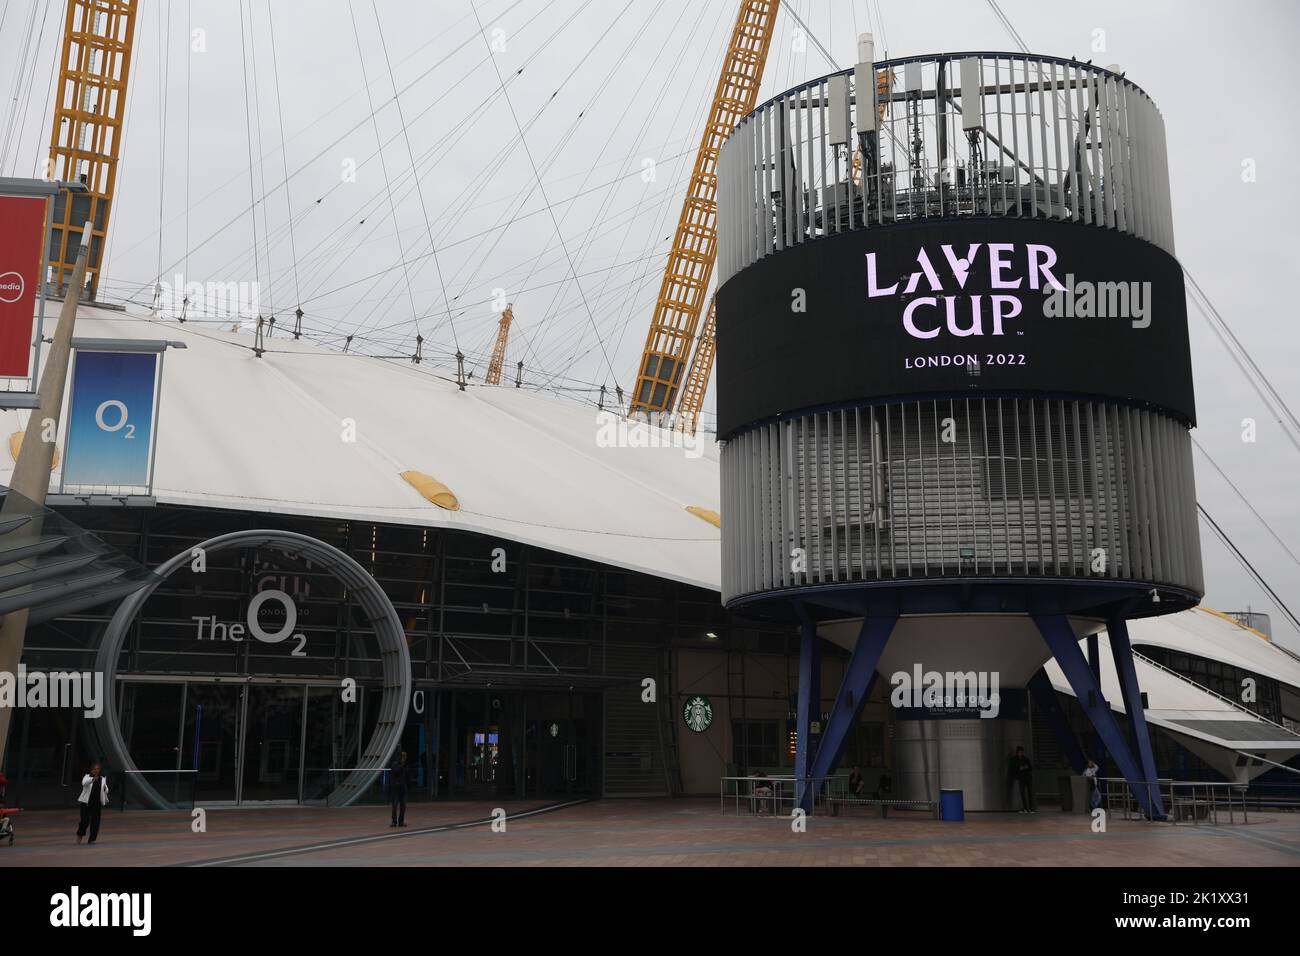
1197,503,1300,636
123,0,534,307
266,3,301,315
278,0,585,331
368,0,461,351
495,0,714,369
554,0,733,378
155,0,170,298
295,139,695,326
426,0,660,377
6,0,55,175
1185,275,1300,457
980,0,1300,642
108,4,498,283
0,0,42,171
346,0,422,339
311,0,611,356
344,0,623,359
17,0,61,178
467,1,623,393
236,0,263,315
528,0,725,377
1191,435,1300,570
246,4,277,319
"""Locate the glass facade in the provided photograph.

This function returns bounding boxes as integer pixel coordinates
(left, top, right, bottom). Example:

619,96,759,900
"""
3,502,795,808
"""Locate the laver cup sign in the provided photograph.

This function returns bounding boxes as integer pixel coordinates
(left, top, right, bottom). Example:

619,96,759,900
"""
0,194,45,377
62,350,160,489
715,218,1195,437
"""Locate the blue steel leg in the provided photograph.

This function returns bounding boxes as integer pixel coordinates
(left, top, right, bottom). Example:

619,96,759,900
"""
1085,632,1110,772
1033,614,1159,819
794,613,822,812
802,615,897,812
1107,615,1166,819
1026,670,1086,775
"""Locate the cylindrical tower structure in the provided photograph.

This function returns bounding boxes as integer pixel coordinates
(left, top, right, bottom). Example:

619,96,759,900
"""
715,48,1200,815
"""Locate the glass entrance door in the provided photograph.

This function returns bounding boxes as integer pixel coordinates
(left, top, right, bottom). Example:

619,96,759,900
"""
523,692,597,797
239,685,305,802
180,683,242,802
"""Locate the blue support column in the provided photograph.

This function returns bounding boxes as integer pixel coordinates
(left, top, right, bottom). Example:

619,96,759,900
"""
1033,614,1160,819
1107,615,1166,818
1084,632,1110,772
794,612,821,810
1026,670,1086,775
802,615,897,812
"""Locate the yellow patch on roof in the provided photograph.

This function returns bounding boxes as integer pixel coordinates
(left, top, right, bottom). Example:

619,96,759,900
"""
400,470,459,510
685,505,720,528
9,431,60,469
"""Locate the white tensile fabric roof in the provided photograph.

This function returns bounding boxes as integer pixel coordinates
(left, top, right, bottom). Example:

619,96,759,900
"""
1045,610,1300,774
0,305,722,590
4,306,1299,762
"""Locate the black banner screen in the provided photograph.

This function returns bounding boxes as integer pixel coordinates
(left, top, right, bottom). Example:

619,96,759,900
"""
716,218,1194,437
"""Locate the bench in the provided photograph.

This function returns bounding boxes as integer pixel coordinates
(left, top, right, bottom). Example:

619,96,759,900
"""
825,796,940,819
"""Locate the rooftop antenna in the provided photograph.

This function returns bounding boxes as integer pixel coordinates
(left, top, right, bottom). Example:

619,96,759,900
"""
515,360,523,388
455,351,467,391
412,334,424,364
293,307,303,340
254,316,266,358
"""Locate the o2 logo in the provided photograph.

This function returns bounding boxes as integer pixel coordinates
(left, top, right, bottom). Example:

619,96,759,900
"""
95,399,137,438
192,589,308,657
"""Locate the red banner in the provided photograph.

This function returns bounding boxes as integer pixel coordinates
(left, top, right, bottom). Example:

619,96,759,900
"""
0,194,46,377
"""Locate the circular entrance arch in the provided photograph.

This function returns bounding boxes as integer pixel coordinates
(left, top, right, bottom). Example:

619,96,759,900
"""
93,530,411,808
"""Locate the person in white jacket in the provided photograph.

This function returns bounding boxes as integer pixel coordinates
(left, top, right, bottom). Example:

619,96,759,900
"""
76,762,109,844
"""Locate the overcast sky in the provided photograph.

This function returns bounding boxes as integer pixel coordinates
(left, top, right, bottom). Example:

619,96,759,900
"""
2,0,1298,651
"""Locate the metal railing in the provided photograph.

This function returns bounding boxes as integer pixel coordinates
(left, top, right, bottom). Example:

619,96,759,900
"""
1098,777,1249,825
718,774,854,815
1131,650,1299,737
718,52,1173,285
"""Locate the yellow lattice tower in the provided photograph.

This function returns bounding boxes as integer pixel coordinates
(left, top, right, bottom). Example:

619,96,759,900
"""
674,296,715,435
45,0,138,300
627,0,780,419
485,304,513,385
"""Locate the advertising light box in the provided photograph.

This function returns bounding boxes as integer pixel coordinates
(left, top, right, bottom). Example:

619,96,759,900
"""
715,218,1195,438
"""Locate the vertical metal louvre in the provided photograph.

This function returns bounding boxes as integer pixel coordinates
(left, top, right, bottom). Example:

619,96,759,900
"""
721,399,1201,602
715,54,1174,285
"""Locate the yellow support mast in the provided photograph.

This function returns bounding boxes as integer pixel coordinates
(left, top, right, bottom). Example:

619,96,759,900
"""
485,303,514,385
45,0,138,300
627,0,780,421
674,295,715,435
679,65,893,436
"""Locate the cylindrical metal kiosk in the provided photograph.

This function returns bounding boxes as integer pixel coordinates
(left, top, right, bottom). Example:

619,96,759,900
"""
714,44,1200,816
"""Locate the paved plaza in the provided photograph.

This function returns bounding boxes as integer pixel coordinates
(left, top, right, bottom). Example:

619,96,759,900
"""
4,799,1299,867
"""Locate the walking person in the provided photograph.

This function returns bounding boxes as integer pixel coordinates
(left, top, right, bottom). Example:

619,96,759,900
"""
76,762,109,844
1012,746,1035,813
388,750,409,828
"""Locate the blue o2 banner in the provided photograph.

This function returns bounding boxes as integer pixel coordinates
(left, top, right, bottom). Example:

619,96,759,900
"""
62,350,159,489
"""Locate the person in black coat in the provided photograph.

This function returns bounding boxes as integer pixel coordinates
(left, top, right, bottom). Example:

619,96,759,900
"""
388,751,410,828
1012,746,1035,813
847,766,865,797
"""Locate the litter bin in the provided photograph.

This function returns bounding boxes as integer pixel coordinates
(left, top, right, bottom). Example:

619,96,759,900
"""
1058,774,1074,812
939,788,964,821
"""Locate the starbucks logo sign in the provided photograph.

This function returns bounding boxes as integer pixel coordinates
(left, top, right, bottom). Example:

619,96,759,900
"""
682,694,713,733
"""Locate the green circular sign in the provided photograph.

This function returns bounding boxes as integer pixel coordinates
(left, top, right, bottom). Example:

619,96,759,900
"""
682,695,713,733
